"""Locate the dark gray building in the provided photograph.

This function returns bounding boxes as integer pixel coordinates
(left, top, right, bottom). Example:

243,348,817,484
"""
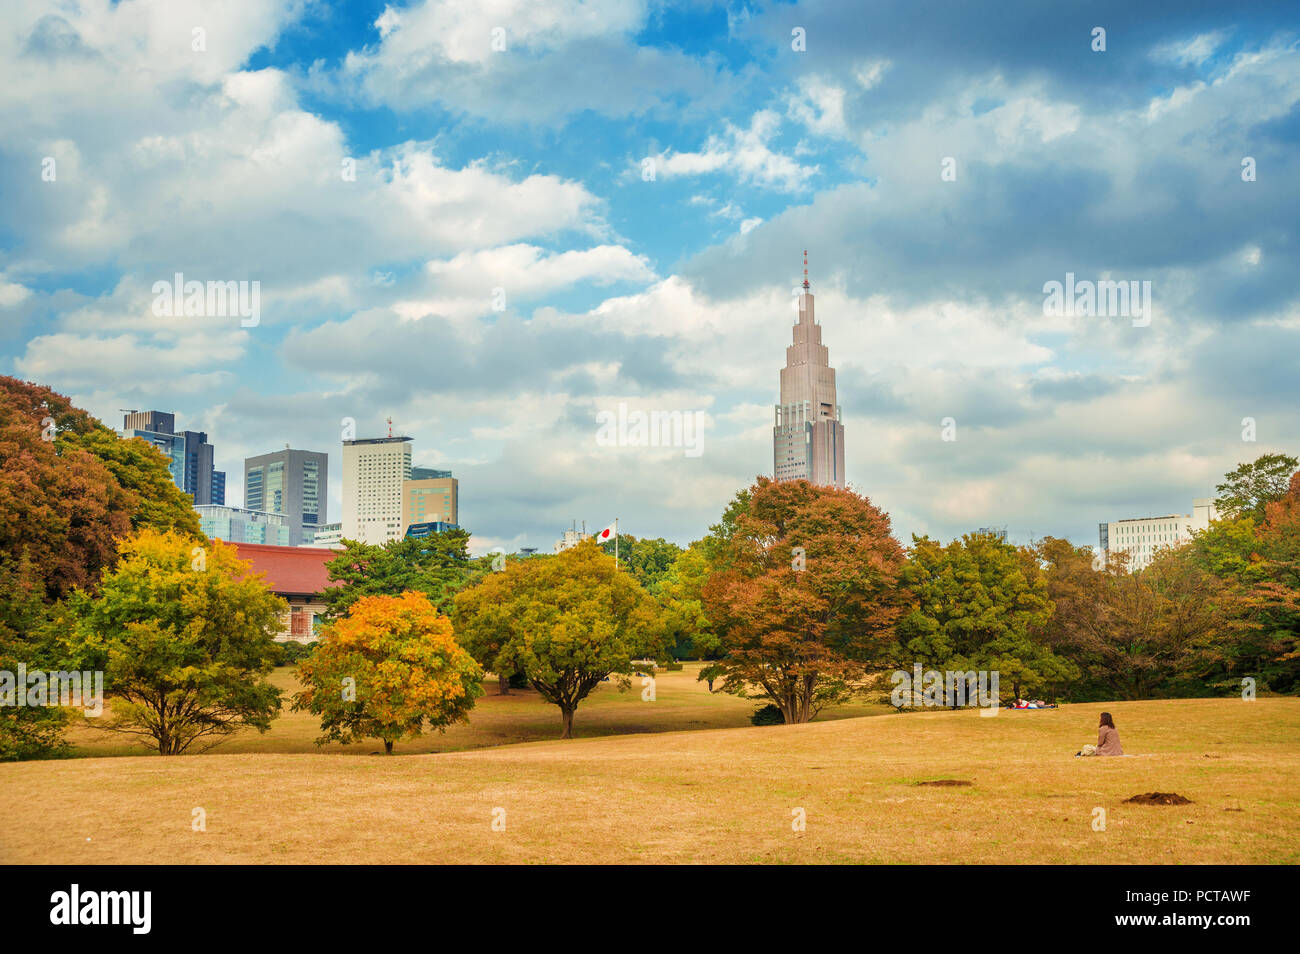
182,430,224,505
244,448,328,546
120,411,224,505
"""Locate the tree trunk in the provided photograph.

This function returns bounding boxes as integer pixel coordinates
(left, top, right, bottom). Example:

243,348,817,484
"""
707,679,714,692
497,673,510,695
561,707,574,739
384,740,393,754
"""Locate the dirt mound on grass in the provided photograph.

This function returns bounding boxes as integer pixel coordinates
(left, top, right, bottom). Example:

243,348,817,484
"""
916,779,972,787
1124,792,1193,805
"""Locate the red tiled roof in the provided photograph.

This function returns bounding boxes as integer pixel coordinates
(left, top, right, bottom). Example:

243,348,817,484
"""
230,542,339,597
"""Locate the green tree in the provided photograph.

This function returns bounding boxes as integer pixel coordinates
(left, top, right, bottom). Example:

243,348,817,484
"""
702,478,908,723
322,530,474,619
899,534,1069,702
1215,453,1299,524
600,533,683,590
453,540,663,737
655,541,717,662
293,591,483,753
447,560,526,695
63,529,285,754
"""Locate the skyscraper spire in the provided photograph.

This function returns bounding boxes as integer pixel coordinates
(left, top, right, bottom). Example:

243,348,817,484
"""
773,253,844,488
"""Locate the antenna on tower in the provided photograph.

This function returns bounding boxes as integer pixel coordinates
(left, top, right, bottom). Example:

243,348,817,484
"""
802,249,809,290
386,416,393,438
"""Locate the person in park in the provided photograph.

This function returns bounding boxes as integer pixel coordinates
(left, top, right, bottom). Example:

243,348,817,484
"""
1077,712,1123,756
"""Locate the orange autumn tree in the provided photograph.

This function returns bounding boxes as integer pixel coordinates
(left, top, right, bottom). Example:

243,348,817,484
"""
702,477,908,723
293,591,483,754
1239,470,1300,691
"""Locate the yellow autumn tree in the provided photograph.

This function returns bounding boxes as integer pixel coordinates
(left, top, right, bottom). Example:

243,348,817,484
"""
293,591,483,753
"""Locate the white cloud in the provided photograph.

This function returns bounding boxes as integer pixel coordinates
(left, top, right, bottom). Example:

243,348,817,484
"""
787,75,848,136
393,244,656,324
0,281,31,308
649,110,818,192
854,58,891,90
338,0,721,122
1151,30,1230,68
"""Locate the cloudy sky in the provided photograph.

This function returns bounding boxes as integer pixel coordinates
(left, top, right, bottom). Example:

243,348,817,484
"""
2,0,1297,555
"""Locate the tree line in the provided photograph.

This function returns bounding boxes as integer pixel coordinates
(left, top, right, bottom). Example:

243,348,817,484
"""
2,376,1296,758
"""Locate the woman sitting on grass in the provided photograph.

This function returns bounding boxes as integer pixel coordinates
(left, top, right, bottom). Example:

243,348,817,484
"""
1076,712,1123,756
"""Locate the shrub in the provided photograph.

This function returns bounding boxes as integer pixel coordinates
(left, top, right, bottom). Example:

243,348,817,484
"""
277,640,317,664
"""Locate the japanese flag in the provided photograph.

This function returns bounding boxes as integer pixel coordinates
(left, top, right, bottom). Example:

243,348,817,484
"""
595,523,616,543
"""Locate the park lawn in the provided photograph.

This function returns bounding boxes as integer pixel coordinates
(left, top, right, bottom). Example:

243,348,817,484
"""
57,662,891,757
1,695,1297,864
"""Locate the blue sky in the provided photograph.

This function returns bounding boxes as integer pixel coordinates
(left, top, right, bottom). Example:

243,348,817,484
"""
1,0,1297,555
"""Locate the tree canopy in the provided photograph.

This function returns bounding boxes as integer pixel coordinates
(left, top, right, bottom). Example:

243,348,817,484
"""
453,540,663,737
1215,453,1299,524
702,477,908,723
63,529,285,754
899,533,1070,702
294,591,483,753
321,530,475,619
599,533,683,591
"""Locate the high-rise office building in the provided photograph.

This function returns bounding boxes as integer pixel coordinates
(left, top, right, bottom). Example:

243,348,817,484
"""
122,411,184,488
194,505,291,546
341,436,412,545
244,448,329,546
121,410,224,504
773,253,845,488
402,473,457,533
302,522,343,549
181,430,224,505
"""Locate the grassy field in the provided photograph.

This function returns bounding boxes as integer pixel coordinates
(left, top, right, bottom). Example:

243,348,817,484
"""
2,666,1297,864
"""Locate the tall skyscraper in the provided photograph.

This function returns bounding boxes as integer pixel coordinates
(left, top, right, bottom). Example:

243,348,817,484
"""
773,253,845,488
121,410,224,504
341,436,412,545
181,430,224,505
244,448,329,546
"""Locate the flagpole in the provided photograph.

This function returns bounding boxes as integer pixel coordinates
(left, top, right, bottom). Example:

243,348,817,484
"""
614,517,619,568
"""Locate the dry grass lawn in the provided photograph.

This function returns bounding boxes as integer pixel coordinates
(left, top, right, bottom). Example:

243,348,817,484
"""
1,668,1297,864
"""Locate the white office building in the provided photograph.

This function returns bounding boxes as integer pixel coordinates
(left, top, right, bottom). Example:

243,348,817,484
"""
341,436,412,545
554,528,591,553
1099,498,1218,571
